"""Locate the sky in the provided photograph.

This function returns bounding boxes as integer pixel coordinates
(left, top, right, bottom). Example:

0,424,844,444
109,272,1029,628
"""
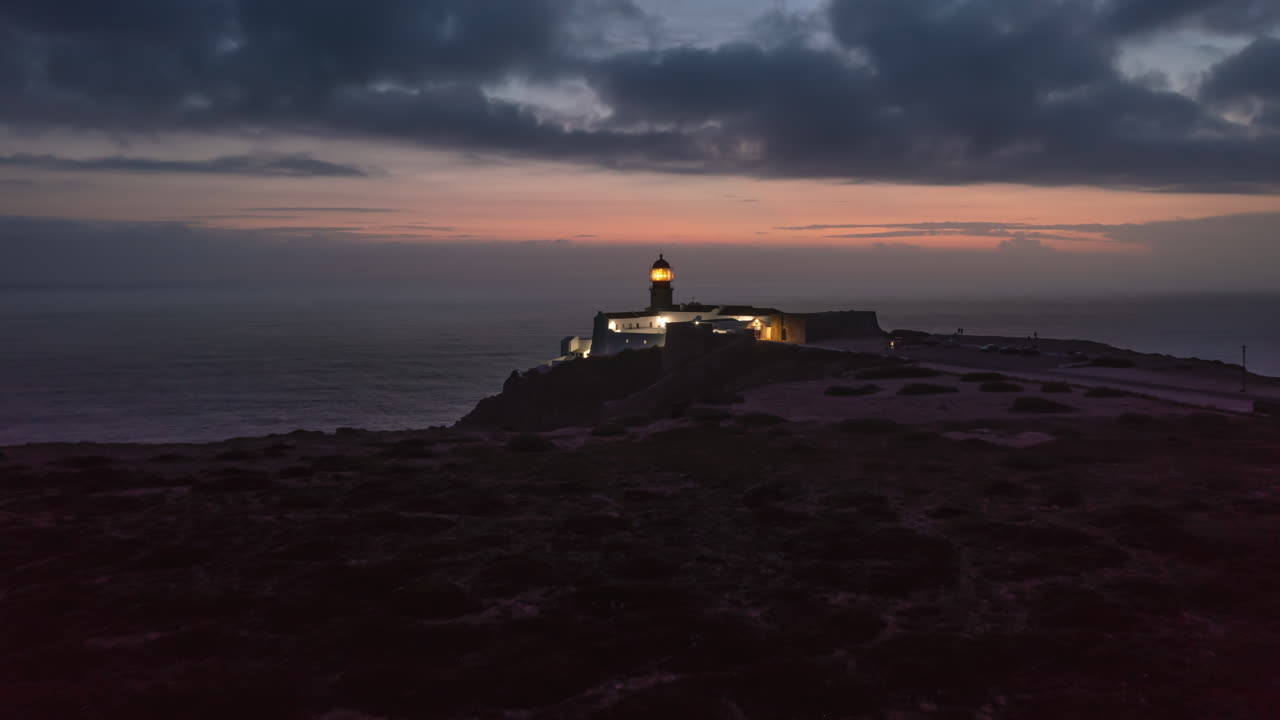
2,0,1279,293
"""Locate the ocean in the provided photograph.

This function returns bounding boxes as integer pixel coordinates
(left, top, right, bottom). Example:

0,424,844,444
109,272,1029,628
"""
3,287,1277,445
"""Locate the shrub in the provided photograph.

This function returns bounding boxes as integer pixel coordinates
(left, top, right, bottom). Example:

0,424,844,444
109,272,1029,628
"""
310,454,363,471
836,418,903,434
379,443,435,459
737,412,786,427
855,365,942,380
1084,387,1129,398
1088,356,1137,368
687,406,732,423
197,472,273,493
506,434,555,452
897,383,959,396
825,384,882,397
1011,397,1075,414
987,479,1028,497
57,455,115,468
1002,451,1059,470
979,381,1025,393
961,372,1009,382
1041,382,1073,394
698,389,745,405
742,480,792,507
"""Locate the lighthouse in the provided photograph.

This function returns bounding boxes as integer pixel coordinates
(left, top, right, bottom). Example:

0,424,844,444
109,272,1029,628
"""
648,253,674,311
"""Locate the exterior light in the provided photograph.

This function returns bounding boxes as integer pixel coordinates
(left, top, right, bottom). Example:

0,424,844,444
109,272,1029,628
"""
650,267,673,283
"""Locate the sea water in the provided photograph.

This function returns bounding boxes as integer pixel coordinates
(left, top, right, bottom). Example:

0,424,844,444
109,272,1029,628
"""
3,287,1277,444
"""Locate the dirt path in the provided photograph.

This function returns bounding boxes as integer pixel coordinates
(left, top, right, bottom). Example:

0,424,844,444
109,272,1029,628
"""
919,361,1262,413
806,338,1277,414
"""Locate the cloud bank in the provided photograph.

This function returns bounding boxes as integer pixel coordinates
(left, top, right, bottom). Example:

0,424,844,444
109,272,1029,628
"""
0,1,1278,191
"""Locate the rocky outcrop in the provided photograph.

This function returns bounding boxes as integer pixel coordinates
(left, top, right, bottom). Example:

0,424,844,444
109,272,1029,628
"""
459,348,665,431
461,340,900,431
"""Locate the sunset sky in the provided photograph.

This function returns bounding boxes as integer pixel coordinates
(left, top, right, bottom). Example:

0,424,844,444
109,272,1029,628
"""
2,0,1279,284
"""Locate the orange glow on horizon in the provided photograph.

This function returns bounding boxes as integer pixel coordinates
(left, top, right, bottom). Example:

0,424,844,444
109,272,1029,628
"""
5,144,1280,253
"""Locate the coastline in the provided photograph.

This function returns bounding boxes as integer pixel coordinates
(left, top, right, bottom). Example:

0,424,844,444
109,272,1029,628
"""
11,331,1278,453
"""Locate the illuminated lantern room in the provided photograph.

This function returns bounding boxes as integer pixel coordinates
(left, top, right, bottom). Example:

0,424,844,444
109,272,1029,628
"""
648,253,675,311
650,254,673,283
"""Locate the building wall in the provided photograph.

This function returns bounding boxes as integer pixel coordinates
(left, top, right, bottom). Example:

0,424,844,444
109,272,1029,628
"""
560,336,592,357
769,313,807,344
590,315,668,357
589,306,873,357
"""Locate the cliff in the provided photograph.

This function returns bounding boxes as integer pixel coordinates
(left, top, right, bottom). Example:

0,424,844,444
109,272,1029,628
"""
460,347,666,431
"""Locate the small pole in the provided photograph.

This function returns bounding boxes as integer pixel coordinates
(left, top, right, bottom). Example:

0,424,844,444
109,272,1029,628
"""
1241,345,1247,393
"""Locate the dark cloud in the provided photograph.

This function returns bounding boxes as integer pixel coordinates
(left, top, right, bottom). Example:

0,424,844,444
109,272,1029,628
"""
0,152,370,177
777,221,1139,234
824,230,953,240
820,227,1102,244
386,224,457,231
249,226,356,233
183,214,302,220
1203,36,1280,129
0,1,1278,191
996,235,1056,254
1101,0,1280,35
237,207,400,213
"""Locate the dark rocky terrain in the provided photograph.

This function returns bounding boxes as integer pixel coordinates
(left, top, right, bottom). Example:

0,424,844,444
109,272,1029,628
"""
4,346,1280,719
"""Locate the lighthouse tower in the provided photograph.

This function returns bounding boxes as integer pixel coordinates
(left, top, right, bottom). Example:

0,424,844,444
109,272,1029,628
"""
648,254,674,311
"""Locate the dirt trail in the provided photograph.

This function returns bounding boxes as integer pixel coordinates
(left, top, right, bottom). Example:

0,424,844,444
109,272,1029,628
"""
920,361,1262,413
